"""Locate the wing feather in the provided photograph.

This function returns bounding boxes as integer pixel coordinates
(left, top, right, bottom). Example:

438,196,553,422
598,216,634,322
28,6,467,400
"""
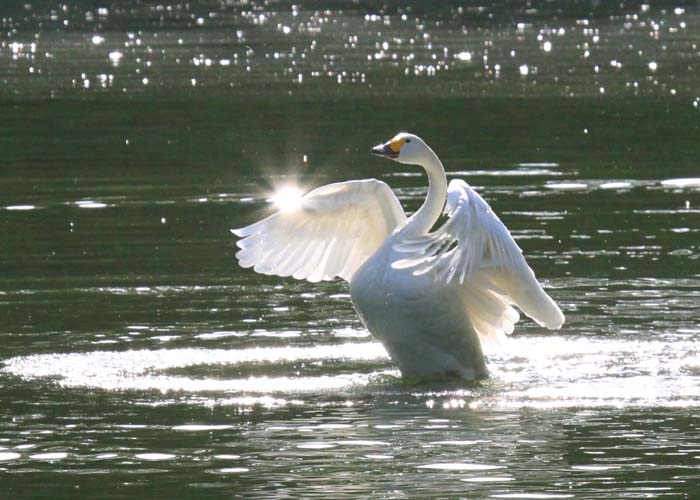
394,179,564,342
233,179,406,283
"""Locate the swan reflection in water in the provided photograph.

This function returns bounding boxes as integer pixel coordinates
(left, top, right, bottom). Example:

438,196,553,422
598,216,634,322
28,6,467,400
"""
234,133,564,381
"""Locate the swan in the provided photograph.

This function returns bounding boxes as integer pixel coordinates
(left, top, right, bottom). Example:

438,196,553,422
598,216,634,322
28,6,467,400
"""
232,133,565,381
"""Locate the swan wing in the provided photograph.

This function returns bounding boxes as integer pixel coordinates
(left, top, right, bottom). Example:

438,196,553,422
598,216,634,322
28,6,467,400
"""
394,179,564,341
233,179,406,283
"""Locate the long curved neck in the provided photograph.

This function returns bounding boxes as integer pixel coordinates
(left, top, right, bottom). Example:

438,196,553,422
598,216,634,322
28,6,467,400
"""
407,146,447,235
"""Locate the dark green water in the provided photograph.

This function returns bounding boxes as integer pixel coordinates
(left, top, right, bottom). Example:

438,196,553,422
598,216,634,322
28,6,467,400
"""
1,1,700,498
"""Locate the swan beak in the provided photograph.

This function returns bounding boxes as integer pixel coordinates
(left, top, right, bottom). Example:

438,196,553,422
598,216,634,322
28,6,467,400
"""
370,143,398,159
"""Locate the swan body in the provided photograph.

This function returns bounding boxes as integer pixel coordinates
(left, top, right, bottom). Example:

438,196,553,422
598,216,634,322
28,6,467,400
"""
350,234,488,379
233,133,565,381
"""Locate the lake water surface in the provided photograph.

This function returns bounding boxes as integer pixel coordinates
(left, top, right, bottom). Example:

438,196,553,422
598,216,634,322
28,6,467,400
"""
1,1,699,498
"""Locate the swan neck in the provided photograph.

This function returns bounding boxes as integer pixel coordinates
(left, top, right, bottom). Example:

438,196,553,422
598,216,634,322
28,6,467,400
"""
409,148,447,235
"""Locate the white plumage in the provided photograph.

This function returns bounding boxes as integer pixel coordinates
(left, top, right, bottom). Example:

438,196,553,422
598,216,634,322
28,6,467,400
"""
233,133,565,380
233,179,405,283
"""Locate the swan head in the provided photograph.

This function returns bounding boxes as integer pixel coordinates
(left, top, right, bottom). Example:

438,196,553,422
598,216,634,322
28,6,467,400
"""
370,132,431,165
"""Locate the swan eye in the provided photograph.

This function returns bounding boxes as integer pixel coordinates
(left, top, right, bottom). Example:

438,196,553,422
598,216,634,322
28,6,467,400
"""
406,139,411,143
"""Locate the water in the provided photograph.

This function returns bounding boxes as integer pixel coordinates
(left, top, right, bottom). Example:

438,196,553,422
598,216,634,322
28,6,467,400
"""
1,1,700,498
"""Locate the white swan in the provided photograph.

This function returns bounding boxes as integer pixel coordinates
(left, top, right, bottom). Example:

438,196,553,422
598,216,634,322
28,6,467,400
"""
233,133,565,380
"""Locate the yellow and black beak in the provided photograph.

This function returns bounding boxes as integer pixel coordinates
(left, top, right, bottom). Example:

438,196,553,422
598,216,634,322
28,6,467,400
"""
370,137,405,159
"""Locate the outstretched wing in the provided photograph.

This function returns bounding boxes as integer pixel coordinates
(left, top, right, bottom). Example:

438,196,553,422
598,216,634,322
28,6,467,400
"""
233,179,406,283
394,179,564,341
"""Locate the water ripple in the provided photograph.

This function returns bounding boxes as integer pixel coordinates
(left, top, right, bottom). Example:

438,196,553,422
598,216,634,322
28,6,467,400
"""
4,332,700,410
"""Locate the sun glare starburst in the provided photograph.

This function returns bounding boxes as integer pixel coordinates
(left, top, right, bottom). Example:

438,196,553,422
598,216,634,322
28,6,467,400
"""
272,185,304,212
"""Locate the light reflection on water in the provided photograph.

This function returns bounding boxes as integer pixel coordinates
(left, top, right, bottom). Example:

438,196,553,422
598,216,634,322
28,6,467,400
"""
3,1,700,100
5,330,700,410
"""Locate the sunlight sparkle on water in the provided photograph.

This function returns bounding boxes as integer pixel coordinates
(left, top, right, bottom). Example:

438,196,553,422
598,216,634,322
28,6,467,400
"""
600,181,633,189
1,343,390,396
4,335,700,409
108,51,123,65
418,462,504,471
5,205,36,210
135,453,176,461
661,178,700,188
